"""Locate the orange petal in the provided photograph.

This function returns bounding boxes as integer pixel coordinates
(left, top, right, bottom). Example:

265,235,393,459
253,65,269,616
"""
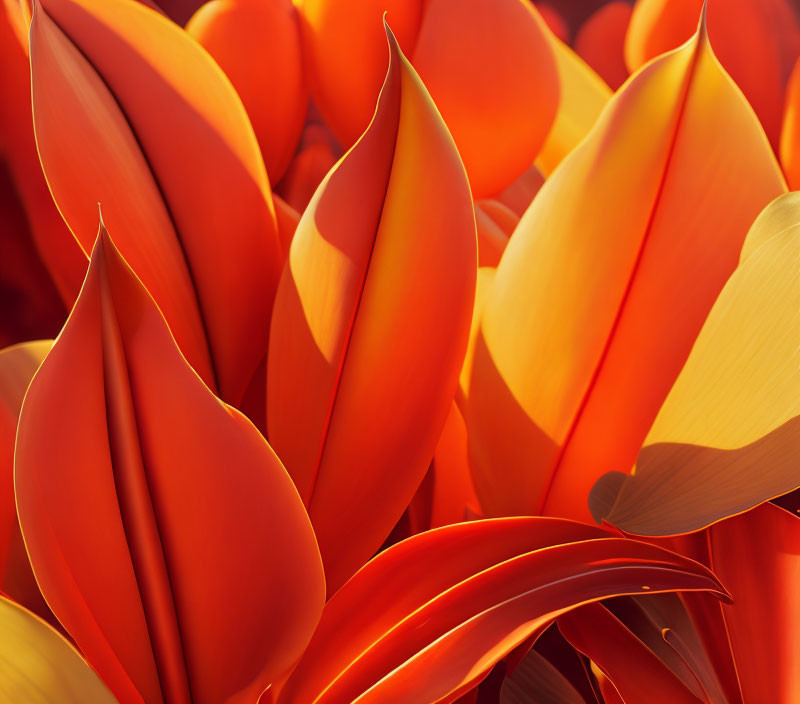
429,402,481,529
297,0,559,198
267,27,477,594
625,0,800,147
710,503,800,703
277,517,727,704
186,0,307,183
780,56,800,190
0,595,118,704
574,1,631,90
0,341,52,621
589,193,800,536
295,0,422,147
411,0,559,197
534,35,611,176
535,2,569,43
30,0,282,405
15,226,325,704
559,603,702,703
465,13,786,522
0,2,84,305
275,124,339,213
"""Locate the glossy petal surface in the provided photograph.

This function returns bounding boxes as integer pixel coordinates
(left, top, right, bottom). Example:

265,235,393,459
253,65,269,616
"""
466,18,785,522
267,28,477,593
30,0,282,404
15,228,324,704
591,193,800,535
278,517,726,704
187,0,307,182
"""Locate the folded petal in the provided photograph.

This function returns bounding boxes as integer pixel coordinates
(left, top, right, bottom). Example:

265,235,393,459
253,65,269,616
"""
466,12,786,522
559,603,702,703
30,0,282,404
278,517,727,704
267,26,477,594
0,595,118,704
709,504,800,704
15,227,325,704
186,0,307,183
625,0,800,147
590,193,800,535
0,341,52,619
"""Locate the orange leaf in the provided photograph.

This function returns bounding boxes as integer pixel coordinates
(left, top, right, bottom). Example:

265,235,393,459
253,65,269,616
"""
267,26,477,594
465,10,786,522
277,517,727,704
30,0,282,405
15,226,325,704
186,0,307,183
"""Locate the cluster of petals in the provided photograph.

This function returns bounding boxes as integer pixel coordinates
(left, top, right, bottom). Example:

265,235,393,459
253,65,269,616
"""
0,0,798,702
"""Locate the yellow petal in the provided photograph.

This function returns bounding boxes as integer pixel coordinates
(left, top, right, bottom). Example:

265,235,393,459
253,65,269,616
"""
0,595,118,704
591,193,800,535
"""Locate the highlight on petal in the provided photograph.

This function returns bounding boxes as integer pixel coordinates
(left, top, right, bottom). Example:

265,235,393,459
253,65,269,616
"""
590,193,800,536
0,341,51,618
296,0,559,197
574,1,632,90
0,595,118,704
186,0,307,183
267,26,477,594
0,2,84,305
625,0,800,147
277,517,727,704
30,0,282,405
465,11,786,522
15,226,325,704
534,35,611,177
709,503,800,703
558,603,703,703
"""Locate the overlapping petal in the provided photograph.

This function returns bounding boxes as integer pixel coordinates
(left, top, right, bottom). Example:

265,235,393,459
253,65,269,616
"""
15,227,325,704
267,27,477,594
625,0,800,147
296,0,559,197
709,504,800,703
500,646,586,704
186,0,307,183
574,1,631,89
465,13,786,522
0,595,119,704
0,340,51,619
590,193,800,535
30,0,282,404
277,517,727,704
